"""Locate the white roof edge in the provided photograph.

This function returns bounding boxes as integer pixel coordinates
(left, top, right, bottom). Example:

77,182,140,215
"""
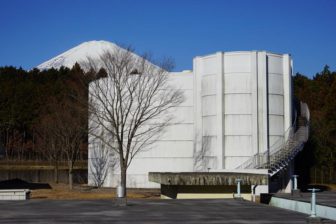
194,50,290,59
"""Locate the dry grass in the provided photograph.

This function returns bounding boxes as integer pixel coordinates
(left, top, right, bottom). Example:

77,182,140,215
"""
321,184,336,191
31,183,160,200
0,161,87,170
306,183,336,192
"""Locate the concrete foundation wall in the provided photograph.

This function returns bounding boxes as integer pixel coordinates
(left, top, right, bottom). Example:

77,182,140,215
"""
270,197,336,221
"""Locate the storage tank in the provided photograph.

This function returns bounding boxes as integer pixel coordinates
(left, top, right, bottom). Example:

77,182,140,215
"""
88,50,294,188
193,51,293,170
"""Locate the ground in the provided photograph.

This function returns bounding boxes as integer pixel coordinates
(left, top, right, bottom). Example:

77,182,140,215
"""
31,183,160,200
30,183,336,200
275,190,336,207
0,179,160,199
0,199,328,224
324,184,336,191
1,181,336,223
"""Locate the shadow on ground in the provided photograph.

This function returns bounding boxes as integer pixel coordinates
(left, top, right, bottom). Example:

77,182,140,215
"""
0,178,51,190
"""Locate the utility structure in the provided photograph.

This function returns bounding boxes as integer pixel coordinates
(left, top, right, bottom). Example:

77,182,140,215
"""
87,47,310,198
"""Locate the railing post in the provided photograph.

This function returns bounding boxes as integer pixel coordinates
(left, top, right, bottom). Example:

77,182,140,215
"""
292,175,298,190
308,188,319,218
235,179,242,199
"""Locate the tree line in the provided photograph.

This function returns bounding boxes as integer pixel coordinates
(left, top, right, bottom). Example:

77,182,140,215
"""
294,65,336,184
0,64,105,188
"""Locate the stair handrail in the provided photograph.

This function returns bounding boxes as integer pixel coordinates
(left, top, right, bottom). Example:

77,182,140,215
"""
235,102,310,170
261,103,310,171
236,110,298,170
300,102,310,122
257,125,295,169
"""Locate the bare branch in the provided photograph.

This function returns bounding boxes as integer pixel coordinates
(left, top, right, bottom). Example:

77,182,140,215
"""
87,46,184,196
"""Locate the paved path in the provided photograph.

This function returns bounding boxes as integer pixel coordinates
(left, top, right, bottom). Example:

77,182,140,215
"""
0,199,317,223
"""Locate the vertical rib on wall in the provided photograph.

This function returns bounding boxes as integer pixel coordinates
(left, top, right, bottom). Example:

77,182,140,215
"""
223,52,253,169
194,55,219,170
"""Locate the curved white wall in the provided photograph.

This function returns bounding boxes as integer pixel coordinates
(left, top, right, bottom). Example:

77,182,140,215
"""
194,51,293,169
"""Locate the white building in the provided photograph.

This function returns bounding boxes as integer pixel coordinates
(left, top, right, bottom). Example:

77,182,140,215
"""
88,50,309,195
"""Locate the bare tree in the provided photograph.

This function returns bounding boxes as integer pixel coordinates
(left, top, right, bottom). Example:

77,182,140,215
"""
193,134,211,172
42,93,87,189
56,100,86,190
89,131,118,187
87,46,184,198
89,144,109,188
35,116,63,183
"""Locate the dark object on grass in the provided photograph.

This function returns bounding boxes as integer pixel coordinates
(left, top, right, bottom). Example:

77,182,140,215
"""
0,178,51,190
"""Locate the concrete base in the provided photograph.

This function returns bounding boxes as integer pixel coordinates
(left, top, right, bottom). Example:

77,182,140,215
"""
0,189,30,200
269,196,336,221
149,172,269,186
233,196,245,201
161,193,251,200
160,184,252,200
291,189,301,196
306,217,322,224
114,197,127,206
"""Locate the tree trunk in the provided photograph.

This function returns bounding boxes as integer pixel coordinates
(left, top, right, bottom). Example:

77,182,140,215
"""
69,170,73,190
54,162,59,183
330,166,333,183
69,160,73,190
120,163,127,198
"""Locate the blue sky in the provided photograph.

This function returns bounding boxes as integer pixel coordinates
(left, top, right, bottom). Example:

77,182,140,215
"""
0,0,335,77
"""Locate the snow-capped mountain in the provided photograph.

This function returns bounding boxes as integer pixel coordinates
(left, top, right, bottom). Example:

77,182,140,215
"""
37,40,141,71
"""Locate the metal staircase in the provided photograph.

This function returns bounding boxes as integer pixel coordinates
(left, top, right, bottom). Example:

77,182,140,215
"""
236,102,310,177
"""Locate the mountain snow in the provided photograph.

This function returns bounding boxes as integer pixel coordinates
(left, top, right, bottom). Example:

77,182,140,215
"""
37,40,133,71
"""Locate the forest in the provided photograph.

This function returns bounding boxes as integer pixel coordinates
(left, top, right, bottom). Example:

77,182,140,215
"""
0,64,90,161
0,64,335,183
294,65,336,184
